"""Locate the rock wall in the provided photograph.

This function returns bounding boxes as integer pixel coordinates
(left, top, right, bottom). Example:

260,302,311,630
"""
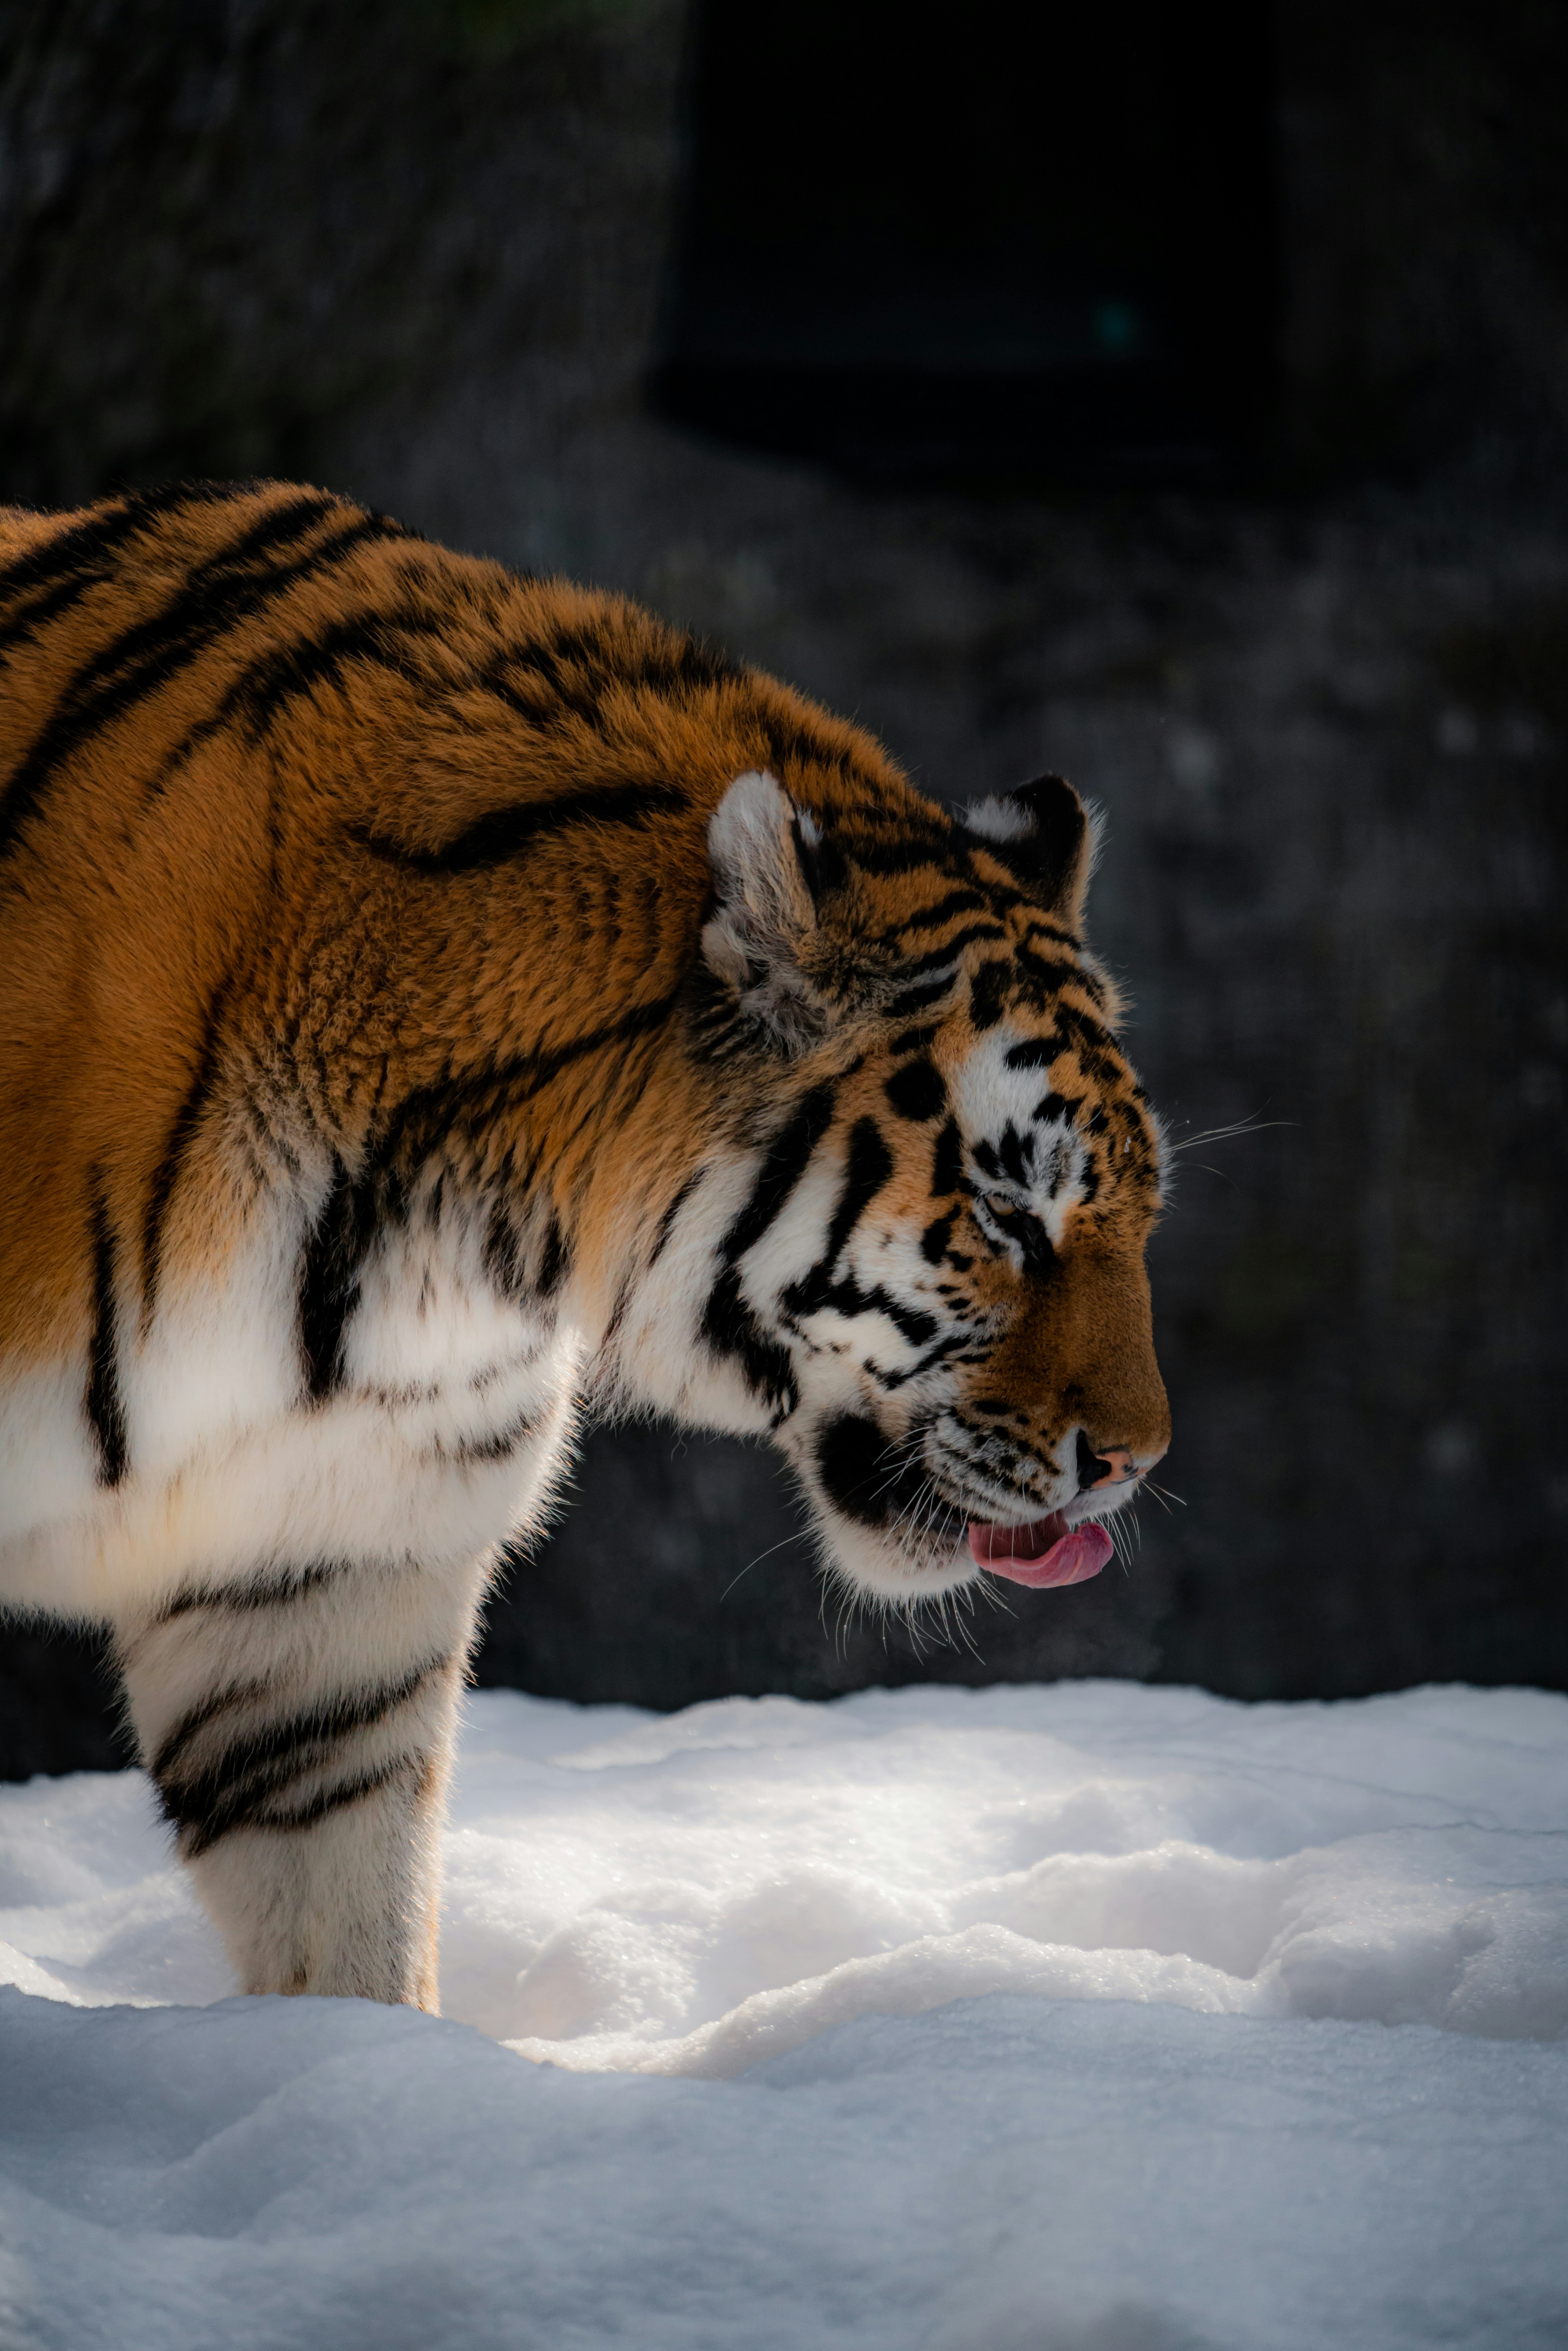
1,0,1565,1769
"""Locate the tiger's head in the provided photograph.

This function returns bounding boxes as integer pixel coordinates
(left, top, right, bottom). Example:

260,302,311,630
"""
616,765,1170,1610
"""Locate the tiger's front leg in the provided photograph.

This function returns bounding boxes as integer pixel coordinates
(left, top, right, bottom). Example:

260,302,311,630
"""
113,1550,493,2008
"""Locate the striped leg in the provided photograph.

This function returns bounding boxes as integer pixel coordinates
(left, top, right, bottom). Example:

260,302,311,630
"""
114,1552,492,2008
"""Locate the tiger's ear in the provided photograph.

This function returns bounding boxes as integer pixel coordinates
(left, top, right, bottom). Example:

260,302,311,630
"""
959,773,1101,931
700,770,831,1055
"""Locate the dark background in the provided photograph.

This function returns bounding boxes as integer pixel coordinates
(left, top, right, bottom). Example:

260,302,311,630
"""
2,0,1565,1776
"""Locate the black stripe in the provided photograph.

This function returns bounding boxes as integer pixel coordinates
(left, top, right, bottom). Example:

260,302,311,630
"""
921,1212,957,1264
648,1166,706,1268
201,489,343,576
505,619,742,719
482,1202,526,1301
8,498,337,736
0,485,276,672
619,631,743,697
783,1259,940,1352
829,834,960,880
931,1118,964,1197
148,1674,270,1780
1013,946,1083,1001
699,1264,799,1420
536,1213,571,1299
1035,1089,1082,1126
448,1409,535,1466
601,1274,636,1351
485,621,628,737
867,1329,978,1391
294,999,677,1390
140,974,232,1325
176,1665,442,1853
1049,996,1118,1055
815,1411,954,1535
599,1013,675,1135
374,995,679,1176
716,1086,838,1269
886,974,960,1020
1020,916,1082,951
85,1172,129,1487
200,596,442,746
967,959,1012,1030
250,1752,419,1838
352,780,686,875
891,889,991,937
298,1160,383,1400
681,960,751,1062
892,925,1008,978
697,1087,838,1420
884,1058,947,1123
0,569,114,662
779,1121,923,1350
0,510,401,862
155,1653,446,1856
483,626,741,729
156,1559,345,1625
0,482,244,609
760,722,870,782
822,1118,894,1264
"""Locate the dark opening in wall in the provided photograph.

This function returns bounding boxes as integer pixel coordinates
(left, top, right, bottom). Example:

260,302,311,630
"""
651,0,1278,486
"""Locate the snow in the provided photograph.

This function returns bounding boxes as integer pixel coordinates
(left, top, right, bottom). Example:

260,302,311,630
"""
1,1680,1566,2349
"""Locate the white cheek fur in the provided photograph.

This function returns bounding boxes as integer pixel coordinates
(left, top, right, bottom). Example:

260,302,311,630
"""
737,1153,837,1308
610,1154,775,1436
949,1024,1041,1139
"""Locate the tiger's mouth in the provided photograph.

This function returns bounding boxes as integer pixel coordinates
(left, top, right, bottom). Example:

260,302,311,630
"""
966,1511,1113,1589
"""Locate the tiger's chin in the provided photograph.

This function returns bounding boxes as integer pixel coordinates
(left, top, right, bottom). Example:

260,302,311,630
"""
816,1511,978,1610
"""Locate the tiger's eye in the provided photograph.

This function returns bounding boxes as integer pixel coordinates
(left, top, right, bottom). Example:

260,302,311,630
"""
982,1191,1055,1272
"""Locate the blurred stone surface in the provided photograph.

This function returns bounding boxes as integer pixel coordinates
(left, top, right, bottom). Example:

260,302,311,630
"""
1,0,1566,1771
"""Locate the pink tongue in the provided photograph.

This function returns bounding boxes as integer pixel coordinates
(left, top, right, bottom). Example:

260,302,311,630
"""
967,1518,1114,1589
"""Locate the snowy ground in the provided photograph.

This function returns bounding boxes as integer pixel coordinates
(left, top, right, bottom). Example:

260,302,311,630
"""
1,1680,1566,2349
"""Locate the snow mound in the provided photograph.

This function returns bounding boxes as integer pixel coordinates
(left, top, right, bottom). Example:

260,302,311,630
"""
4,1983,1567,2351
1,1681,1566,2349
4,1680,1565,2068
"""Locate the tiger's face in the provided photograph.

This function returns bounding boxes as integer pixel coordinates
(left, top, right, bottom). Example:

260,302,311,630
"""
619,768,1170,1610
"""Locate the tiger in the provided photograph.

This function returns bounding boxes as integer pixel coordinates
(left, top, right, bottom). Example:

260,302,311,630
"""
0,479,1170,2010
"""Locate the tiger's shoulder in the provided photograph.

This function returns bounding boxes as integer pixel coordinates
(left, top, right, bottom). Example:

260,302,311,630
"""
0,479,941,1367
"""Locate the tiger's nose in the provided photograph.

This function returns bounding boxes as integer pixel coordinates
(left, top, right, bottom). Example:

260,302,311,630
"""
1074,1433,1139,1492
